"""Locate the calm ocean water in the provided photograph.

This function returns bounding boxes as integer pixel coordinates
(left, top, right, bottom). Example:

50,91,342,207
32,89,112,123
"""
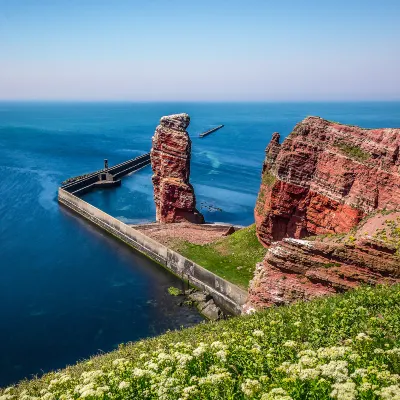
1,102,400,386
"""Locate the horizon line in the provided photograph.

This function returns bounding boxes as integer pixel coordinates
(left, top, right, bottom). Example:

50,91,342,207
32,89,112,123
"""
1,99,400,104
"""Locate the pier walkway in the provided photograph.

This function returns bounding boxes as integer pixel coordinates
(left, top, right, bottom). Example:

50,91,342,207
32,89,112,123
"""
61,153,150,195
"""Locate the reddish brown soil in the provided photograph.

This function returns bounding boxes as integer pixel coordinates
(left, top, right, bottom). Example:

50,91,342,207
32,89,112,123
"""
134,223,235,246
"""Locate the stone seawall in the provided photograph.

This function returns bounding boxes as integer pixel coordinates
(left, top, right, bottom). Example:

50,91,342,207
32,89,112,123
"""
58,188,247,315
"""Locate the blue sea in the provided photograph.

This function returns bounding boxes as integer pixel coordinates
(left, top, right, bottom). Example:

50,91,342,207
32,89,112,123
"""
1,102,400,386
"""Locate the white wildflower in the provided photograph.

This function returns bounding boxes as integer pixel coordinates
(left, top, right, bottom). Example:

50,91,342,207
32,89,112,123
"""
198,371,232,385
299,368,321,380
351,368,368,378
193,343,207,357
41,394,55,400
386,348,400,356
330,381,357,400
216,350,227,362
80,389,96,398
241,379,261,397
174,353,193,366
376,370,400,384
261,387,293,400
377,384,400,400
356,332,371,341
181,385,199,399
298,349,317,358
132,367,147,378
298,355,318,368
319,360,349,383
317,346,351,360
210,341,227,351
359,382,378,392
253,329,264,337
283,340,297,348
118,381,130,390
112,358,128,366
348,352,361,362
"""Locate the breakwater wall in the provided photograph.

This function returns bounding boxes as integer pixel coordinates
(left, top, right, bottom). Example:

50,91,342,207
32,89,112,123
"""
62,153,150,195
199,124,224,138
58,188,247,315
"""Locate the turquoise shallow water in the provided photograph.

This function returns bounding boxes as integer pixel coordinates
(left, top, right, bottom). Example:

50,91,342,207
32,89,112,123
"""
1,102,400,386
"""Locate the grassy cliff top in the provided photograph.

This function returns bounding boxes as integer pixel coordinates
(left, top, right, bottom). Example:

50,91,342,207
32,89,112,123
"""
171,224,267,289
4,284,400,399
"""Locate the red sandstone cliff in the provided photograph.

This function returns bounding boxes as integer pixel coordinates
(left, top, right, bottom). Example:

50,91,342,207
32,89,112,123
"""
255,117,400,246
248,212,400,309
151,113,204,224
247,117,400,310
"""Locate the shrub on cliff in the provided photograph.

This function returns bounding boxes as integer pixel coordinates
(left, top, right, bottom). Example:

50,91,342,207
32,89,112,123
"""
3,285,400,399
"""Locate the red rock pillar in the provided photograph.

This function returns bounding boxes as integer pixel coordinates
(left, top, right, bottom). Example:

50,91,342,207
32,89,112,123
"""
150,113,204,224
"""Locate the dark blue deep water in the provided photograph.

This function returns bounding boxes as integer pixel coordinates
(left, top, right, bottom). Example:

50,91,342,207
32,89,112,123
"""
1,102,400,386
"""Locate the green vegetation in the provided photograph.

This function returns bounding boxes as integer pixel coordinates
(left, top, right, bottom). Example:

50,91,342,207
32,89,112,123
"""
172,225,267,289
168,287,182,296
304,232,347,243
5,285,400,399
322,262,342,269
334,140,370,162
256,187,266,214
262,171,276,188
374,216,400,255
255,171,275,214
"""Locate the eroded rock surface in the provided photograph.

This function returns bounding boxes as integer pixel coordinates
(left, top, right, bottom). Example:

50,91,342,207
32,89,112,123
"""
249,117,400,310
151,113,204,224
247,212,400,310
255,117,400,246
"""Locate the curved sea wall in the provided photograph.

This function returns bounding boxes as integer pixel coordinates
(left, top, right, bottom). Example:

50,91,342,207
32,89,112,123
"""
58,188,247,315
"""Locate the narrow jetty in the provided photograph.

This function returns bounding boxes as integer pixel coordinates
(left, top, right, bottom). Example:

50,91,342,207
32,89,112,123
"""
199,124,224,138
61,153,150,195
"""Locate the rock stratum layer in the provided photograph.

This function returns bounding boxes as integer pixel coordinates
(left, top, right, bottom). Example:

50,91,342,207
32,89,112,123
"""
151,113,204,224
255,117,400,246
248,117,400,310
248,212,400,309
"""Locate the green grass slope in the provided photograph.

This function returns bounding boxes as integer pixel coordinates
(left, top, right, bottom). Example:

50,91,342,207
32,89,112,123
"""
4,285,400,399
172,224,267,289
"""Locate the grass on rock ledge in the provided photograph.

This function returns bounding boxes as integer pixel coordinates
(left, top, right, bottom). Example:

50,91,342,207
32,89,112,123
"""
171,224,267,289
4,285,400,399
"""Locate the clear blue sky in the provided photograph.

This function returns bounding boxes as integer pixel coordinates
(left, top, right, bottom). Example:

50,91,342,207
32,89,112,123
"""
0,0,399,101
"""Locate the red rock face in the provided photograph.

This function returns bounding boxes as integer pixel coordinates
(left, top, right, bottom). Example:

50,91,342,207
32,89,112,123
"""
248,117,400,310
255,117,400,246
246,214,400,310
151,113,204,224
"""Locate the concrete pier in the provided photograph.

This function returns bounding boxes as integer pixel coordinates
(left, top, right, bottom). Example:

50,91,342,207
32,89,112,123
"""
199,124,224,138
61,153,150,195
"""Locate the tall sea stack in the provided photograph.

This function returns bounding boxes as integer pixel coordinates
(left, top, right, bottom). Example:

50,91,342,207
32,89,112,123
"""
150,113,204,224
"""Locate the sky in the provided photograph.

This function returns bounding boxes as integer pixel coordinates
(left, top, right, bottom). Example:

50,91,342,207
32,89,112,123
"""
0,0,399,101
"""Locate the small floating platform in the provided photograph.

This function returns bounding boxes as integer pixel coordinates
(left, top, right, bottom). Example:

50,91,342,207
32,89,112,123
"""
199,124,224,138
